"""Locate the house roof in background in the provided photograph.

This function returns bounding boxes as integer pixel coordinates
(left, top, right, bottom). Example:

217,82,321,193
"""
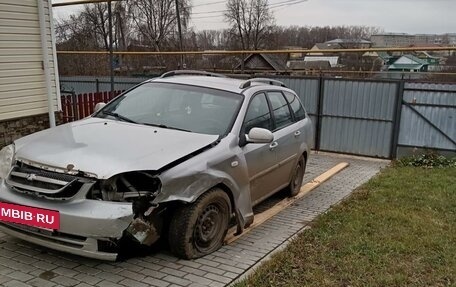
262,53,288,70
388,54,429,70
388,63,424,70
325,38,372,44
377,51,392,59
304,56,339,67
236,53,288,71
416,51,440,59
313,43,342,50
362,51,380,57
401,54,429,65
288,60,331,70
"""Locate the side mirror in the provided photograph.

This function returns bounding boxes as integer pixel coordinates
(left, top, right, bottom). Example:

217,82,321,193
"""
246,127,274,144
94,102,106,113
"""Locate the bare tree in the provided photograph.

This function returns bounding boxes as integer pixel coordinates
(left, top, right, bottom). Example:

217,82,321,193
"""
80,3,110,50
224,0,274,50
113,1,132,51
129,0,191,52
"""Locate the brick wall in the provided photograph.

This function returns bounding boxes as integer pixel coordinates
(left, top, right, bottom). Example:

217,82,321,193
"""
0,112,63,149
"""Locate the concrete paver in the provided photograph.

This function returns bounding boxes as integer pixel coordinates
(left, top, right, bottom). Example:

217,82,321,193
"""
0,153,388,286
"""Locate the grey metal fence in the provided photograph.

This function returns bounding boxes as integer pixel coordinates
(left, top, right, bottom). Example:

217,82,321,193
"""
60,76,149,94
60,75,456,158
398,83,456,155
319,79,400,158
275,77,320,149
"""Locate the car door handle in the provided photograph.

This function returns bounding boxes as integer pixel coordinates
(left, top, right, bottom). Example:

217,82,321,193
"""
269,141,278,150
294,130,301,137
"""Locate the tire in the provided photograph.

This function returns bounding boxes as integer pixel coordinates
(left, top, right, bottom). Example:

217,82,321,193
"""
288,155,306,197
168,188,231,259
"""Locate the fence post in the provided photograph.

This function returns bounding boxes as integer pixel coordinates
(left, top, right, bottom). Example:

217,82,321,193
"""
96,78,100,93
315,75,325,151
390,80,405,159
71,91,77,121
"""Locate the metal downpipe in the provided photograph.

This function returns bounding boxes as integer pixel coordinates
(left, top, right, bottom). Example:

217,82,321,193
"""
38,0,56,128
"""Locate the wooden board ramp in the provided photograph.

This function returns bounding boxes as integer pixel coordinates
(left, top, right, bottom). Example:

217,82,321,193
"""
224,162,350,244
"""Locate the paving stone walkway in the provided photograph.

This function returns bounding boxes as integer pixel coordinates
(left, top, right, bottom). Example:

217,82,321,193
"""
0,153,388,287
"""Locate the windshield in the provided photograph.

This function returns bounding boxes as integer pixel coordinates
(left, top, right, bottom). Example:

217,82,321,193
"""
96,82,243,136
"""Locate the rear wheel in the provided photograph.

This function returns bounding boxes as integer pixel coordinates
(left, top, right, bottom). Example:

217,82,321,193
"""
168,188,231,259
288,155,306,197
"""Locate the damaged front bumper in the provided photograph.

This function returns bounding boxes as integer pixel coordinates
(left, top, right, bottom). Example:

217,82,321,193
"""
0,181,136,261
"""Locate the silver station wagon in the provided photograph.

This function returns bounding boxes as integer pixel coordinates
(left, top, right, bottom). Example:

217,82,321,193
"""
0,71,313,260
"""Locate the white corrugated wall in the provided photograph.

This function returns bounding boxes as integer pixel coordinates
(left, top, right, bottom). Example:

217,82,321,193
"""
0,0,60,122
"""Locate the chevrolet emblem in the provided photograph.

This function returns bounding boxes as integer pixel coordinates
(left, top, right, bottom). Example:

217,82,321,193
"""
26,173,37,181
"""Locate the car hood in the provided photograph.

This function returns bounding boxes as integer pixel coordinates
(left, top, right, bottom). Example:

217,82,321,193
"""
14,118,219,179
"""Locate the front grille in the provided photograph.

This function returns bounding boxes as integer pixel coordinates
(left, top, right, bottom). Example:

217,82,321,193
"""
6,163,94,200
15,166,77,182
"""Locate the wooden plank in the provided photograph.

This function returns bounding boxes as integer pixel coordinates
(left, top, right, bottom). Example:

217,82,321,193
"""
95,92,102,104
88,93,94,114
83,93,89,118
225,162,349,244
78,94,84,120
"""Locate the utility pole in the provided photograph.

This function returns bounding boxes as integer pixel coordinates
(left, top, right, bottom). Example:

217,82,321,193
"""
108,0,114,95
175,0,185,69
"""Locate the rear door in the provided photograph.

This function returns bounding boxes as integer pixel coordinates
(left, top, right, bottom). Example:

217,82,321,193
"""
266,91,302,189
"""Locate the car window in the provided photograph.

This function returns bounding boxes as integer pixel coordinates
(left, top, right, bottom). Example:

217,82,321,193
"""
97,82,243,136
267,91,293,130
244,93,272,133
284,91,306,121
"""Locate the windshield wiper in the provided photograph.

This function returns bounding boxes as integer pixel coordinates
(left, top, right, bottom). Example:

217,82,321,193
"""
142,123,191,132
102,111,137,124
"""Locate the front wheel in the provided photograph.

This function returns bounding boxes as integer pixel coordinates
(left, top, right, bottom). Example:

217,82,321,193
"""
288,155,306,197
168,188,231,259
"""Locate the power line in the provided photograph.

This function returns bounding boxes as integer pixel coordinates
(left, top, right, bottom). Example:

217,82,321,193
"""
193,14,224,19
192,9,226,15
271,0,308,10
192,0,226,8
191,0,307,15
52,0,124,7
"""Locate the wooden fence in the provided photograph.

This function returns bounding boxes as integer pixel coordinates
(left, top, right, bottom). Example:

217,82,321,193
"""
61,90,123,123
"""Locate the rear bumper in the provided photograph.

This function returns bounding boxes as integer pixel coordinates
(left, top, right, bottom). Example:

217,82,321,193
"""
0,180,134,261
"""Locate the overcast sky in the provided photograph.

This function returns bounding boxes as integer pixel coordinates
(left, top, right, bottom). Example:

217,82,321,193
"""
53,0,456,34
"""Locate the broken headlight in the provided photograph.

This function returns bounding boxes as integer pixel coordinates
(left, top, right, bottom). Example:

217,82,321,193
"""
88,171,161,202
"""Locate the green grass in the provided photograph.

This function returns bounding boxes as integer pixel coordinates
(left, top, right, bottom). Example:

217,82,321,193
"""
235,167,456,287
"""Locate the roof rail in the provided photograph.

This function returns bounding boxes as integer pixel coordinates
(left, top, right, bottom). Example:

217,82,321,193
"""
239,78,287,89
160,70,226,78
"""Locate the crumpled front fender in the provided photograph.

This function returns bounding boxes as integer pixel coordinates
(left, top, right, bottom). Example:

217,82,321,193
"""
153,140,254,229
154,170,237,204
